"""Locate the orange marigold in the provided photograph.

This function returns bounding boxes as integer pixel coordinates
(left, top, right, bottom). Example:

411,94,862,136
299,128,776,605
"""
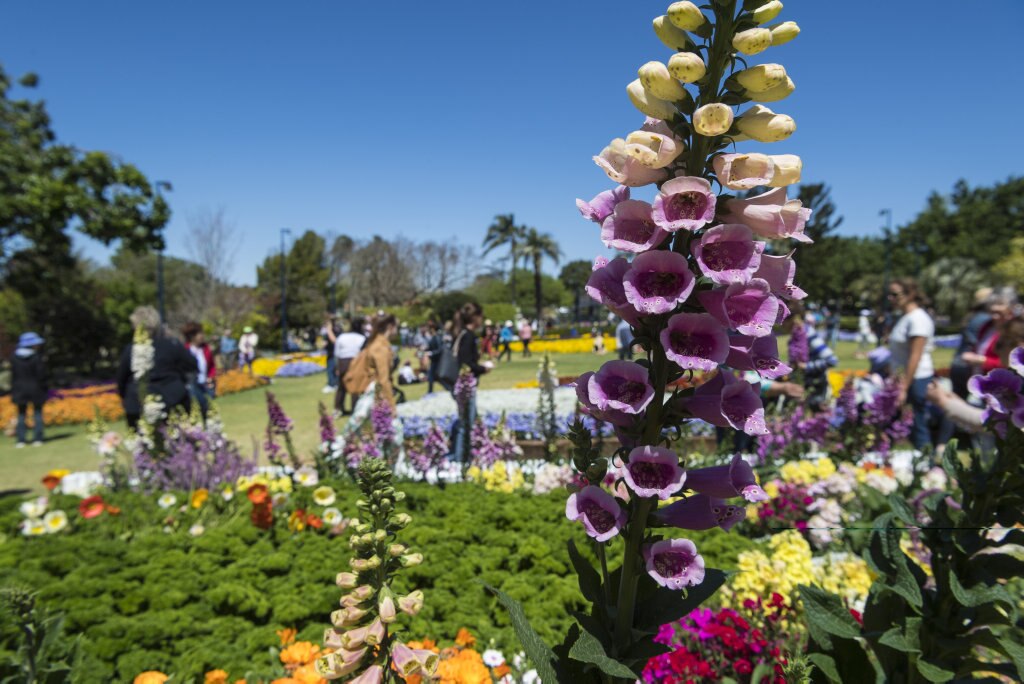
437,648,490,684
454,628,476,647
191,488,210,508
133,673,169,684
204,670,229,684
280,641,321,666
277,627,298,646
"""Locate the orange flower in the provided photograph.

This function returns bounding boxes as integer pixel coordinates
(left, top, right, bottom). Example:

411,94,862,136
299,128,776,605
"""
407,638,438,652
305,513,324,529
133,673,169,684
78,495,105,519
277,627,298,646
280,641,321,666
437,648,490,684
454,628,476,647
205,670,229,684
41,475,60,491
291,664,326,684
288,509,307,532
191,488,210,508
493,663,511,677
247,484,270,504
105,504,122,516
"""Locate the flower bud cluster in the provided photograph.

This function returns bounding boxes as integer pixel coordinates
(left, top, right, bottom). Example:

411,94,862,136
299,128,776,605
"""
316,458,432,682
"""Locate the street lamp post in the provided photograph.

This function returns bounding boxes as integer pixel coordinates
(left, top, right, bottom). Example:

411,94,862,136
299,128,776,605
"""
280,228,291,353
880,208,893,316
154,181,172,326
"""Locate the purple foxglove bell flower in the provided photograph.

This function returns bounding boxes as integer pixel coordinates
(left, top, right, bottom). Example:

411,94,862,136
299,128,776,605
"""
721,187,813,243
685,454,769,502
350,665,384,684
726,334,792,380
699,279,780,338
644,538,706,589
691,224,765,285
575,372,637,427
594,138,669,187
661,313,730,372
566,485,628,542
679,369,768,435
577,185,630,224
622,250,696,315
754,252,807,300
622,445,686,499
585,257,642,326
588,360,655,414
651,176,717,233
601,199,670,253
392,642,423,677
1009,347,1024,376
968,368,1023,423
651,493,746,531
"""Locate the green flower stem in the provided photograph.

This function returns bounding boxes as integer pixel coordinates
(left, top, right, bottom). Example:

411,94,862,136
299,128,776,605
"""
684,0,736,180
594,539,613,607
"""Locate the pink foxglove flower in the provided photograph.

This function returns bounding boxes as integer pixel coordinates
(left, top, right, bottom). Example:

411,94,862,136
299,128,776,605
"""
622,250,696,315
721,187,812,243
651,176,717,233
624,118,685,169
754,252,807,300
588,360,656,415
644,538,706,589
622,445,686,499
566,485,628,542
691,224,765,285
685,454,769,502
601,199,670,253
699,279,780,338
651,493,746,531
577,185,630,224
585,256,642,326
594,138,669,187
679,369,768,435
575,372,636,427
661,313,730,372
712,152,775,190
350,665,384,684
726,334,792,380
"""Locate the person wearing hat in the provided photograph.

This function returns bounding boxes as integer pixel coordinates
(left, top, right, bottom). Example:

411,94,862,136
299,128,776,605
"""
498,320,514,362
11,331,48,447
238,326,259,376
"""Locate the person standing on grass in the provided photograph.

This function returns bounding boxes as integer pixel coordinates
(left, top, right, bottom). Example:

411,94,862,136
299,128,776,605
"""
498,320,514,362
183,322,216,423
238,326,259,375
343,314,398,408
425,321,445,392
519,318,533,358
218,328,237,371
322,314,339,394
11,331,47,447
616,318,634,360
443,302,493,461
334,317,366,416
887,278,938,451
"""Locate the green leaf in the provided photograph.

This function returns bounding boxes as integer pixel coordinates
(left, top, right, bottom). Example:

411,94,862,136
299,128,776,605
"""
807,653,842,682
887,494,916,526
482,582,562,683
948,568,1015,616
878,627,919,653
567,540,602,606
568,628,639,679
799,584,861,640
940,439,960,481
916,659,955,682
997,635,1024,679
635,568,727,630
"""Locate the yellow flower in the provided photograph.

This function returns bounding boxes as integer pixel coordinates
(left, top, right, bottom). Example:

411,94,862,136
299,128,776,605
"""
46,469,71,480
667,52,706,84
626,79,677,120
191,488,209,508
638,61,688,102
768,21,800,46
666,1,705,31
732,28,773,55
653,15,694,51
693,103,734,136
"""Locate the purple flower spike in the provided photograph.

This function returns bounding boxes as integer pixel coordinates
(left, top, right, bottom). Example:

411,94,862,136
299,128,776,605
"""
698,279,780,338
685,454,769,503
726,334,792,380
601,200,670,253
1009,347,1024,377
588,360,655,415
679,370,768,435
566,485,628,542
577,185,630,224
585,257,641,326
754,252,806,300
651,176,717,233
968,369,1023,423
622,250,696,315
722,187,812,243
644,538,706,589
692,224,765,285
575,371,636,427
661,313,730,372
651,493,746,531
623,445,686,499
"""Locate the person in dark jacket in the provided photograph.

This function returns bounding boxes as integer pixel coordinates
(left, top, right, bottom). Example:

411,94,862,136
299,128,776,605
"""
442,302,492,461
116,307,197,430
11,331,47,447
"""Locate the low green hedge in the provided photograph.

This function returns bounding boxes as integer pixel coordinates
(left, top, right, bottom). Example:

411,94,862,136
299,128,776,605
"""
0,483,756,682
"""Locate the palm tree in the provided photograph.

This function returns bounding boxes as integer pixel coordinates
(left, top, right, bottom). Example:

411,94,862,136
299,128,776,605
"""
517,228,562,329
482,214,524,307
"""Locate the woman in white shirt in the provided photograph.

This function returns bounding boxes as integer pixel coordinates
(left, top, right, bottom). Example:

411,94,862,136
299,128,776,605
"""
887,277,936,450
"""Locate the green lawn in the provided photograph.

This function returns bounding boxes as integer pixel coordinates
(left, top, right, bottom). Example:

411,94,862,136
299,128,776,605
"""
0,341,952,493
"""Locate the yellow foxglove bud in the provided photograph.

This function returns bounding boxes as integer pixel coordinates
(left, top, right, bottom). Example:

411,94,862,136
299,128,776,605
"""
692,103,734,136
625,129,684,169
627,79,677,121
733,28,772,55
736,105,796,142
667,1,705,31
767,154,801,187
769,21,800,45
750,76,794,102
653,15,694,51
735,64,787,92
667,52,706,83
752,1,783,24
638,61,688,102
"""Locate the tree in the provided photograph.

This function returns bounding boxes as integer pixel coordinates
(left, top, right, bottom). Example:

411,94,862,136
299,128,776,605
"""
993,236,1024,291
784,183,844,303
482,214,524,308
517,228,562,326
918,257,989,323
181,207,239,326
560,259,593,322
347,236,416,308
256,230,330,345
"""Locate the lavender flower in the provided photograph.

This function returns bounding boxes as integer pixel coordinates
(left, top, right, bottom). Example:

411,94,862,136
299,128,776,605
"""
566,485,628,542
371,398,397,445
685,454,768,503
726,334,792,380
586,256,642,326
678,370,768,436
135,418,257,491
622,250,696,315
319,402,338,445
661,313,730,372
453,371,477,413
754,252,807,300
650,176,717,233
622,446,686,499
788,321,809,365
470,420,502,468
587,360,655,415
265,391,294,434
698,279,780,338
407,422,450,477
577,185,630,224
600,199,670,253
691,224,765,285
644,539,706,589
651,494,746,532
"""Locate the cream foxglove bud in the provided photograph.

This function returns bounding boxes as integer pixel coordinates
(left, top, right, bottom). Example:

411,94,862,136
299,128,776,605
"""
365,618,386,646
667,1,705,31
339,626,369,649
667,52,706,84
769,21,800,45
336,572,358,589
752,1,783,24
372,529,387,542
625,129,684,169
692,103,734,136
713,153,775,190
388,543,407,557
379,594,397,623
627,80,677,121
735,64,787,92
767,154,801,186
400,553,424,567
398,590,425,616
391,513,412,528
350,585,375,601
638,61,688,102
736,105,796,142
653,15,694,51
750,76,794,102
733,28,773,55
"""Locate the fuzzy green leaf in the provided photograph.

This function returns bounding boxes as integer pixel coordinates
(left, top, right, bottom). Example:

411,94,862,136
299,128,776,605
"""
948,568,1015,617
635,568,727,631
878,626,919,653
799,584,861,640
568,628,639,679
482,582,562,683
567,540,602,606
916,659,955,682
807,653,842,682
887,495,916,527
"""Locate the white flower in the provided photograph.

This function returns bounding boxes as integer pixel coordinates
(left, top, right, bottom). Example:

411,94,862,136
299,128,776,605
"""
293,465,320,487
322,507,343,526
158,493,177,509
131,339,155,380
522,669,540,684
863,471,898,495
920,467,948,492
313,486,336,506
272,492,289,507
22,519,47,536
189,523,205,537
482,649,505,668
59,472,103,498
142,395,166,424
512,652,526,670
43,510,68,533
221,487,234,502
97,431,123,456
19,496,48,519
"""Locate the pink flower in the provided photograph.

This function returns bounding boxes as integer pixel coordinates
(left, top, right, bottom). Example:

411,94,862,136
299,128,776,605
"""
577,185,630,224
691,224,765,285
594,138,669,187
622,446,686,499
622,250,696,315
585,256,641,326
566,485,628,541
651,493,746,531
601,199,670,253
685,454,769,502
699,279,780,338
651,176,717,233
678,369,768,435
712,153,774,190
575,371,636,427
661,313,730,372
721,187,813,243
587,360,656,415
726,334,792,380
644,538,706,588
753,252,807,300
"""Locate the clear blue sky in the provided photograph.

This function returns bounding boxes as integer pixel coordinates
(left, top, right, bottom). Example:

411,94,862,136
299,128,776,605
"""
3,1,1023,285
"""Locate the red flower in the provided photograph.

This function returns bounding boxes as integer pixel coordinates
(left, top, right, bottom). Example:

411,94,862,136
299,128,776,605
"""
305,513,324,529
251,502,273,529
247,484,269,505
78,496,105,519
41,475,60,491
849,608,863,625
734,658,752,675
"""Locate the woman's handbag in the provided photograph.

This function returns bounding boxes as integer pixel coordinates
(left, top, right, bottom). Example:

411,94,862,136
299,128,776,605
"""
435,331,465,386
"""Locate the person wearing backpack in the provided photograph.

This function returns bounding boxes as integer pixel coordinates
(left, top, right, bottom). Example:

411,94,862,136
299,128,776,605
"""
437,302,492,461
11,331,47,447
342,315,397,408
